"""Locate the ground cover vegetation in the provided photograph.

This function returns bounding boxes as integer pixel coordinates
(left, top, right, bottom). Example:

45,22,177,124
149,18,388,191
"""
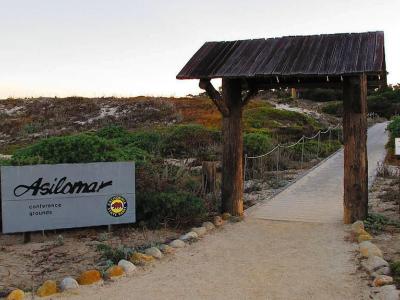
0,95,341,229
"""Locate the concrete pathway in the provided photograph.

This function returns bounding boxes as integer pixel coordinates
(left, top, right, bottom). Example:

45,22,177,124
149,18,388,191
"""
67,123,388,300
251,122,388,223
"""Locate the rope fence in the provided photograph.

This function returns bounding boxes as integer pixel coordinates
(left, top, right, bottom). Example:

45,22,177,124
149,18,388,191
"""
244,124,343,183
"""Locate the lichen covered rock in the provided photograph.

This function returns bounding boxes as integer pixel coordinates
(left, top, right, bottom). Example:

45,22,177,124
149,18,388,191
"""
351,220,365,234
77,270,102,285
359,241,383,258
213,216,224,226
60,277,79,291
169,239,186,248
145,247,163,259
202,221,215,231
105,265,125,278
373,275,393,287
191,227,207,237
6,289,25,300
118,259,137,274
159,244,175,254
179,231,198,242
221,213,231,220
358,232,373,243
130,252,155,265
36,280,57,297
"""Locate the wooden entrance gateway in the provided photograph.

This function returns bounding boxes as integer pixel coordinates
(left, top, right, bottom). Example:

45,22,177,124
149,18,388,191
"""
177,32,387,224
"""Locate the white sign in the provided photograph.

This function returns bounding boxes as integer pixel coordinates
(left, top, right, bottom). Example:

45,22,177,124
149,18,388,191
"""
1,162,135,233
396,138,400,155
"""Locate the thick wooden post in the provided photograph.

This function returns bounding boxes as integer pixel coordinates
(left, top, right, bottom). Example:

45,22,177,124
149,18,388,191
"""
221,79,244,216
343,74,368,224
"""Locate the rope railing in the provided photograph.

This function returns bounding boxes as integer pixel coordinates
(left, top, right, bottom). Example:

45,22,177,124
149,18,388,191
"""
244,124,343,183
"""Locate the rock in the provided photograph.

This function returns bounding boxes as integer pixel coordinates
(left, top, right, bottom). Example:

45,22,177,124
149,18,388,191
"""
169,239,186,248
222,213,231,220
358,233,373,243
361,256,389,274
191,227,207,237
372,267,391,277
159,244,175,254
202,221,215,231
36,280,57,297
179,231,198,241
351,220,365,234
145,247,163,259
60,277,79,291
375,285,399,300
118,259,137,274
130,252,154,265
6,289,25,300
373,275,394,287
213,216,224,227
229,215,243,223
359,241,383,258
77,270,102,285
106,266,124,278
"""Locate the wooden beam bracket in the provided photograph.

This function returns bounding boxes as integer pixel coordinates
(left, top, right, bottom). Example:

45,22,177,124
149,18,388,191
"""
199,79,230,116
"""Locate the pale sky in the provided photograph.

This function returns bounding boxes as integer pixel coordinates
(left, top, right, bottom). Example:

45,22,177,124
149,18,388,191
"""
0,0,399,98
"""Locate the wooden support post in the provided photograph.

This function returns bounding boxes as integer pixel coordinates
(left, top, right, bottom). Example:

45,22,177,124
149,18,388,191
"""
343,74,368,224
199,78,257,217
221,79,244,216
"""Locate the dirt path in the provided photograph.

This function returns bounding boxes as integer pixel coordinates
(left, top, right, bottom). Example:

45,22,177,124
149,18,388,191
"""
65,123,388,300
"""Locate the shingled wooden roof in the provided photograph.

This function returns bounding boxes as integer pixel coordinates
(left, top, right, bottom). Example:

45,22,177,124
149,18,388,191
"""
177,32,386,85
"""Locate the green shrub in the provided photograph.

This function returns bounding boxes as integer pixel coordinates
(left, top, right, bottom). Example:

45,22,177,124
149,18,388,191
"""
136,191,206,228
387,116,400,151
11,134,149,165
301,88,342,102
0,158,11,166
322,101,343,116
161,124,220,158
364,213,400,233
390,261,400,284
115,130,164,155
244,132,272,156
96,125,128,139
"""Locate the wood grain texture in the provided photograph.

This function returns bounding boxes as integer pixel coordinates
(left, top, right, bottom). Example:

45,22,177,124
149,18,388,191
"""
343,74,368,224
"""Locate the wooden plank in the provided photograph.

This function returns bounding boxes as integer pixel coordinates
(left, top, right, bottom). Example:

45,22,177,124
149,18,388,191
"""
343,74,368,224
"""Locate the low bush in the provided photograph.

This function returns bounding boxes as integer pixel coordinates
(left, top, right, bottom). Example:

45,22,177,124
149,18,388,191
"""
0,158,11,166
321,101,343,116
11,134,150,165
136,191,206,228
244,132,273,156
96,125,129,139
301,88,342,102
161,124,220,159
115,130,164,155
387,116,400,151
364,213,400,233
390,261,400,284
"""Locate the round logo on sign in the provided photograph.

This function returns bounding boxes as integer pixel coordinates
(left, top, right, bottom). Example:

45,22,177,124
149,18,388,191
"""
107,196,128,217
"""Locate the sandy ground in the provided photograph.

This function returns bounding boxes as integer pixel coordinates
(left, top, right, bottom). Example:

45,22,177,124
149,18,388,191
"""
63,220,367,300
63,123,389,300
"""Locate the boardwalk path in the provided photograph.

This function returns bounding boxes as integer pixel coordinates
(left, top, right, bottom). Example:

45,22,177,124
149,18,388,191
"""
68,123,388,300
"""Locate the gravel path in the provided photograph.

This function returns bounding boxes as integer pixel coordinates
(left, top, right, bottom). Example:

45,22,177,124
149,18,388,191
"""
66,123,388,300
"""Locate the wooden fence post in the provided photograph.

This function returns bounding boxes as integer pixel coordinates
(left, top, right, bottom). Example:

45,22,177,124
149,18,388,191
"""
202,161,217,195
343,74,368,224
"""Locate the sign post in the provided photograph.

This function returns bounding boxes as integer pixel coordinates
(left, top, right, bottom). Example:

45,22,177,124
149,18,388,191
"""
395,138,400,156
1,162,135,234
